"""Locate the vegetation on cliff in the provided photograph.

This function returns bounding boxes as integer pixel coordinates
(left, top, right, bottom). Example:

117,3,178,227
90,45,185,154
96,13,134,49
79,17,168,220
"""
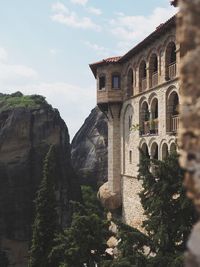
0,92,50,111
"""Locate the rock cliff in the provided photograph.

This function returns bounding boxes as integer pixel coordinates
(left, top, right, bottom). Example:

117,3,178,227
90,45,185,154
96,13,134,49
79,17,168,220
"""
0,92,80,266
71,107,108,188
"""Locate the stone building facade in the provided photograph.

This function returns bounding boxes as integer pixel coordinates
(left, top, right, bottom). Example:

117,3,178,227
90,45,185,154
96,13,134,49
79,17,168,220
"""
90,15,180,228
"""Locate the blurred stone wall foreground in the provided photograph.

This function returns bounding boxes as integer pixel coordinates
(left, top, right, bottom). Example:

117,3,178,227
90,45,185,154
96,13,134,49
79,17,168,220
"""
178,0,200,266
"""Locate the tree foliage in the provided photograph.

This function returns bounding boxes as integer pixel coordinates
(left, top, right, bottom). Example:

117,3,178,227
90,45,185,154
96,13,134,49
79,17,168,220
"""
50,186,110,267
29,145,58,267
139,151,196,266
0,249,9,267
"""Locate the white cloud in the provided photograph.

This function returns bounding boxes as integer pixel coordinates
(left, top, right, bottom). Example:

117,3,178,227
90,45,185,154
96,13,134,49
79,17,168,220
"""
109,6,177,53
0,47,8,61
51,2,68,13
51,2,101,31
0,47,38,82
51,12,101,31
86,7,102,16
1,82,95,139
70,0,88,6
0,63,38,80
84,41,109,57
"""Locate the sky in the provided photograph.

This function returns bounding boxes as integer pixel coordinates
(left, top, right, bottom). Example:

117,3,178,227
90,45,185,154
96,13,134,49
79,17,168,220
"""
0,0,177,140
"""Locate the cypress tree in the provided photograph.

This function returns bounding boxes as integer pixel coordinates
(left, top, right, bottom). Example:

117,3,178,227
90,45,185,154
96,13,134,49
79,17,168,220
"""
50,186,109,267
138,151,196,266
0,249,9,267
29,145,58,267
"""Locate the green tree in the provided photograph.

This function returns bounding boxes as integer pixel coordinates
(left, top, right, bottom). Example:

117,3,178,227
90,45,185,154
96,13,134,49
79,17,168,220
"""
0,249,9,267
50,186,109,267
29,145,58,267
138,151,196,266
101,221,150,267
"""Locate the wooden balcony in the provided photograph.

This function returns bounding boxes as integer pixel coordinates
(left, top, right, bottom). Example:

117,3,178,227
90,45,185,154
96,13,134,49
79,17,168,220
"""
141,78,147,91
168,62,176,79
97,89,123,105
151,72,158,88
140,119,159,136
171,115,179,132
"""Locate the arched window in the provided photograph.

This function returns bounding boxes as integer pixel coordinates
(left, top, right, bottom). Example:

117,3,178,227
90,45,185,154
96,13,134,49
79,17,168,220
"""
165,42,176,80
139,60,147,92
162,143,169,160
149,54,158,88
150,142,159,175
150,98,158,134
151,142,159,160
166,91,179,133
127,68,134,97
170,143,177,154
140,101,149,135
140,143,150,160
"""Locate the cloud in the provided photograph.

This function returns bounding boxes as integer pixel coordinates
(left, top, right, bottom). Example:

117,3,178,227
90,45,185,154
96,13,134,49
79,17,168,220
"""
70,0,88,6
51,2,68,13
86,7,102,16
0,47,8,61
0,47,38,82
51,3,101,31
1,82,95,139
109,6,177,53
84,41,109,57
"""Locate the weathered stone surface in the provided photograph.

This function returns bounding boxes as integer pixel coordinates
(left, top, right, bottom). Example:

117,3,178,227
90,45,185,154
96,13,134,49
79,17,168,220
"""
177,0,200,265
0,93,80,266
98,182,121,210
71,106,108,188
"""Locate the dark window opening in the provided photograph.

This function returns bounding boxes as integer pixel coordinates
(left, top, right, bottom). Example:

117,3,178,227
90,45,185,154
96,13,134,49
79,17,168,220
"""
99,76,106,90
170,44,176,64
129,150,132,163
112,74,120,89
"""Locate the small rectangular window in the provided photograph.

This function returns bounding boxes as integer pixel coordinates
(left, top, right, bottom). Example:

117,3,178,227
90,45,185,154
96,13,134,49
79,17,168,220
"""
112,74,120,89
129,150,132,164
129,115,132,130
99,76,106,90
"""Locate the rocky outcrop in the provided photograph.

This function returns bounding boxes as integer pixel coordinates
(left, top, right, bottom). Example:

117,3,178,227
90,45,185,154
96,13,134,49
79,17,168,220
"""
71,107,108,188
98,182,122,211
0,92,80,266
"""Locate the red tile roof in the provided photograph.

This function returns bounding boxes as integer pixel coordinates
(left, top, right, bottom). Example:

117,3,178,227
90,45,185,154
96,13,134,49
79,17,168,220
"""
89,14,177,77
103,56,121,63
89,57,121,77
119,15,176,63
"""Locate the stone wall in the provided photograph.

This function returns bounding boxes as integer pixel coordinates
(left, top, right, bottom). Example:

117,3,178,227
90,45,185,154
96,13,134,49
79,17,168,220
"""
120,28,180,223
177,0,200,265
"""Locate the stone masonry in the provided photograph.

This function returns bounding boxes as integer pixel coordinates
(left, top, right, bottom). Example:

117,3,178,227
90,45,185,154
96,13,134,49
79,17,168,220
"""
177,0,200,265
90,12,180,228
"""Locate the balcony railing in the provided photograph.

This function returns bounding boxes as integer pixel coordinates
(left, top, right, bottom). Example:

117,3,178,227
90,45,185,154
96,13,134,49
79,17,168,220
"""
171,115,179,132
168,62,176,79
151,72,158,88
141,78,147,91
140,119,159,136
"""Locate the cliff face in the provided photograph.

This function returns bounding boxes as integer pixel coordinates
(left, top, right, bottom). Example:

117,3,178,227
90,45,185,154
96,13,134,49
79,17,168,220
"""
0,92,80,266
71,107,108,188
